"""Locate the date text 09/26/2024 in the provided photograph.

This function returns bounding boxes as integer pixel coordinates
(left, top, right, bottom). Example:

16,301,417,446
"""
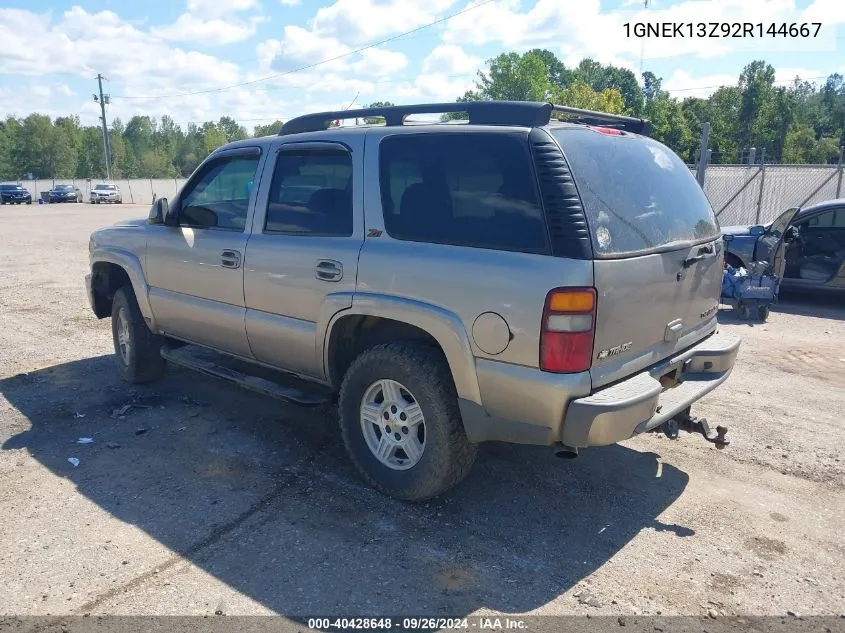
624,22,822,38
307,618,528,630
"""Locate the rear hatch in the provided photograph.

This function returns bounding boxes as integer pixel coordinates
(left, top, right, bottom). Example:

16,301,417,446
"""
551,127,723,389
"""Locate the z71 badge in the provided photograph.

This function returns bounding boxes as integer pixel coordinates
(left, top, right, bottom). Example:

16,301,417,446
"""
597,341,633,360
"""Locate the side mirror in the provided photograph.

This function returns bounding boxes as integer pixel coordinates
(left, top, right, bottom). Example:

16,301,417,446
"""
148,197,169,225
722,234,734,243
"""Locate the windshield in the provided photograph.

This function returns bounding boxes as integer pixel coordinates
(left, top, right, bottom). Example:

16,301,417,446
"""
552,127,720,258
0,185,24,190
55,185,74,191
95,184,116,190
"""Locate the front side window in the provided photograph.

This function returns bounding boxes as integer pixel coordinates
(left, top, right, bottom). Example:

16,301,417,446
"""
179,155,259,231
378,133,548,254
264,149,353,236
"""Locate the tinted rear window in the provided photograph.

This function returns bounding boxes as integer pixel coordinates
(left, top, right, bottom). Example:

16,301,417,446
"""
553,128,719,257
379,133,548,254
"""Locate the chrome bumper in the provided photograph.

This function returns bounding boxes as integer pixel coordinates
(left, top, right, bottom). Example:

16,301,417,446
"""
561,330,741,447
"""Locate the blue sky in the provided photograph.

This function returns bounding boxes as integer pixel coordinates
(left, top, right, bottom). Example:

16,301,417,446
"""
0,0,843,133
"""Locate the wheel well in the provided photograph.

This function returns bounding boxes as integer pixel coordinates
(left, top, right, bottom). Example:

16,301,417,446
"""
724,252,744,269
90,262,132,318
327,315,446,389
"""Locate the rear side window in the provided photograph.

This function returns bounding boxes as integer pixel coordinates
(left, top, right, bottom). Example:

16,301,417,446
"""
265,149,353,236
552,128,719,257
379,133,548,254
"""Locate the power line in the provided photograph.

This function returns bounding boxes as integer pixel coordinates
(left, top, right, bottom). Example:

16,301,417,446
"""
111,0,497,101
667,75,830,93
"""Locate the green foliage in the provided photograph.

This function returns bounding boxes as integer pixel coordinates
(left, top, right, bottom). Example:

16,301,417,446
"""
253,120,284,137
2,53,845,178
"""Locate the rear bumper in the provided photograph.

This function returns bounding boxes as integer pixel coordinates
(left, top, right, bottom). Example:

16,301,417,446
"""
459,329,740,447
561,329,740,447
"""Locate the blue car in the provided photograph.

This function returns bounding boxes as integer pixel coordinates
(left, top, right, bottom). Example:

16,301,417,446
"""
0,183,32,205
722,199,845,294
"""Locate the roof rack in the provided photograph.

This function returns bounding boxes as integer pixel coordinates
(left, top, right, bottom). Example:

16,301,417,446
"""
278,101,651,136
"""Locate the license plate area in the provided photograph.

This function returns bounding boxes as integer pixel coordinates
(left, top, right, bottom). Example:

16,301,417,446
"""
656,360,687,391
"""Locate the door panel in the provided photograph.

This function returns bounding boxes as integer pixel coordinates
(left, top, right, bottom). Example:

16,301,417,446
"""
146,226,252,356
243,138,365,379
145,149,264,356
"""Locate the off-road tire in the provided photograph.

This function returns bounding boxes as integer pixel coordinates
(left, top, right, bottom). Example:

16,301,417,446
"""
111,286,166,384
338,342,477,501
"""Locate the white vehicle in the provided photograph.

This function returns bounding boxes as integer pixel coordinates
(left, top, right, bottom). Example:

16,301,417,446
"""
90,183,122,204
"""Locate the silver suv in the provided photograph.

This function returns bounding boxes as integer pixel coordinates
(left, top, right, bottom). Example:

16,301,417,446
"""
85,102,740,500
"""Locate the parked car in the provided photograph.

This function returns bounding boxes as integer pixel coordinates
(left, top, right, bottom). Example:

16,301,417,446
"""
47,184,83,203
722,199,845,294
0,183,32,205
85,101,740,500
90,183,123,204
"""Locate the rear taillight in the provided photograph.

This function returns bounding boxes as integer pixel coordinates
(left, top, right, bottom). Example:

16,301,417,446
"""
540,288,596,373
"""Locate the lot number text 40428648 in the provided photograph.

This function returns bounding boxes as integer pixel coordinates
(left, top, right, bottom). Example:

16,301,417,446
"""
623,22,823,38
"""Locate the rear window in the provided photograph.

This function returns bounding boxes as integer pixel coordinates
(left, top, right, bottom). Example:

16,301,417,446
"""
379,133,549,254
552,128,719,257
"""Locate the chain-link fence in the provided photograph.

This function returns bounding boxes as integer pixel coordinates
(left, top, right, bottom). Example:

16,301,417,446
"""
696,164,843,226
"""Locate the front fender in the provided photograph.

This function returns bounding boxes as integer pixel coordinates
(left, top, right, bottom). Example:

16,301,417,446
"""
90,246,155,329
322,293,482,406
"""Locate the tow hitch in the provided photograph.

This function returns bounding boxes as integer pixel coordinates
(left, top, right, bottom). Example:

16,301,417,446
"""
659,408,730,449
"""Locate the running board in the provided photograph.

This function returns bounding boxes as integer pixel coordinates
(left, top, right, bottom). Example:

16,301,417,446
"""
160,344,330,407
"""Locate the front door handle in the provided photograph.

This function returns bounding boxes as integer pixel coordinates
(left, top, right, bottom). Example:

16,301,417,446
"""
221,249,242,269
315,259,343,282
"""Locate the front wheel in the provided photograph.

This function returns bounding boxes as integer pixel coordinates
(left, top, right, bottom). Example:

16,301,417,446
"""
338,342,477,501
758,305,770,321
737,302,753,320
111,287,166,384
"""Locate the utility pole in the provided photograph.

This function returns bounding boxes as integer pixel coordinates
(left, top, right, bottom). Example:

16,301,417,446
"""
640,0,649,74
93,74,112,181
695,122,710,188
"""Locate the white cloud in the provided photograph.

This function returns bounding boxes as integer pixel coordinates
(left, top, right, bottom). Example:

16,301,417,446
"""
261,25,352,73
280,0,301,4
311,0,457,43
157,13,266,45
774,67,822,84
421,45,480,75
352,48,408,77
443,0,837,64
186,0,260,19
662,70,739,98
393,72,476,101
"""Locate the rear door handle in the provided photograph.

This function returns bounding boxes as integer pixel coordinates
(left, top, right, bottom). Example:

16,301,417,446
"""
315,259,343,282
221,249,242,269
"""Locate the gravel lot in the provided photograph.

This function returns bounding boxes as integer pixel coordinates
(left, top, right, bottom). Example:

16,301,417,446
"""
1,204,843,619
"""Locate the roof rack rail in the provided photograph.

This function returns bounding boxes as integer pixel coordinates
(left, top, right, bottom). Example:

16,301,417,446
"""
278,101,651,136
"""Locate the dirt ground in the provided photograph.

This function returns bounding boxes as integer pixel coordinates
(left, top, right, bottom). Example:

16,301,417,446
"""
1,204,844,619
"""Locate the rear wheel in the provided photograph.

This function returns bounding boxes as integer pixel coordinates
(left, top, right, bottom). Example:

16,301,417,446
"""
111,287,166,384
338,342,476,501
737,302,753,320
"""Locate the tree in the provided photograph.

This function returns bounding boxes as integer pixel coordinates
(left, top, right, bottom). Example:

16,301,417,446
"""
253,121,284,137
475,51,554,102
573,59,643,114
737,60,776,148
557,81,625,113
217,116,248,143
526,48,571,89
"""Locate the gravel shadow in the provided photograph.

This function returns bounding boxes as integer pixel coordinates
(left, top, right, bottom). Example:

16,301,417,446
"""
1,355,691,616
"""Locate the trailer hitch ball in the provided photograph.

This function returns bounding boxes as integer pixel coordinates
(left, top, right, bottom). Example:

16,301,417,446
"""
715,425,729,450
663,418,679,439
